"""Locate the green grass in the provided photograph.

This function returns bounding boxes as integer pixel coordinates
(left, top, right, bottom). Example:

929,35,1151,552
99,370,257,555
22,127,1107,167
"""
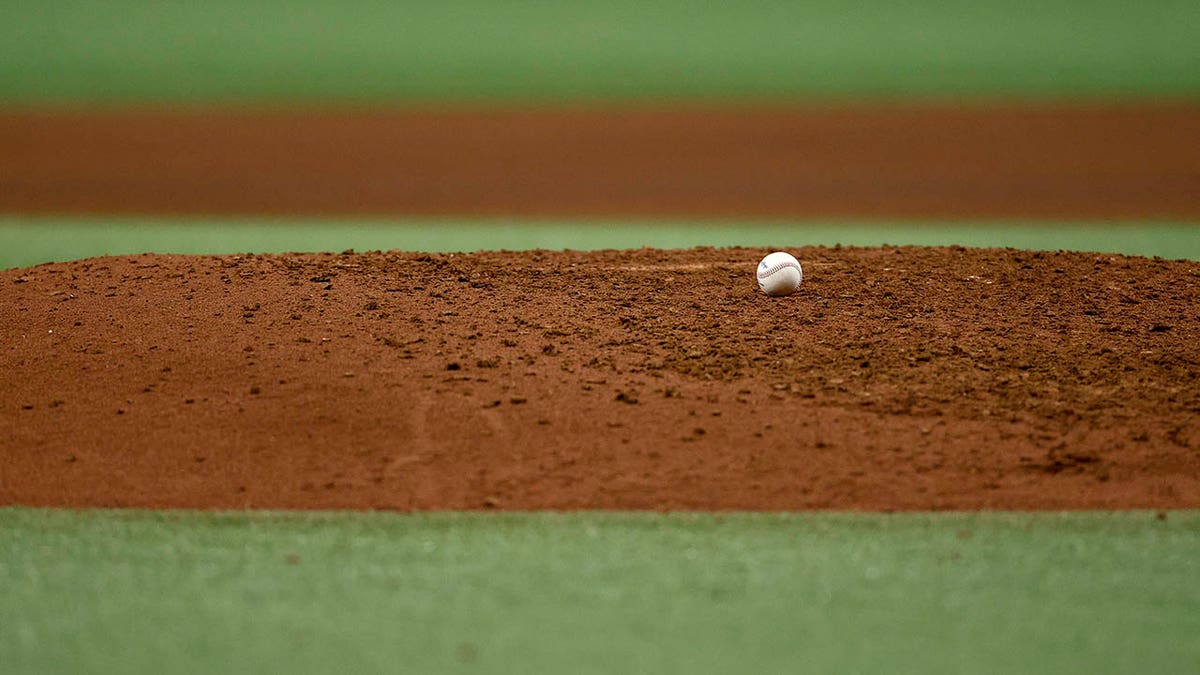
2,0,1199,103
1,509,1197,674
3,217,1199,270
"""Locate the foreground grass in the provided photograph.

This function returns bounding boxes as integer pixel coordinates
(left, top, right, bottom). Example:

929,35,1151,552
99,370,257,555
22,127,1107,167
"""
1,509,1197,674
3,218,1200,270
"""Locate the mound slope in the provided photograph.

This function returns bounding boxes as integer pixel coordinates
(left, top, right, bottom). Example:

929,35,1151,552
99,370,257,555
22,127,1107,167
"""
2,246,1198,510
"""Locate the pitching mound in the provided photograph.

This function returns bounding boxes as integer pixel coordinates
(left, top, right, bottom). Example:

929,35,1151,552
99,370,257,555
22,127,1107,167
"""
3,246,1198,510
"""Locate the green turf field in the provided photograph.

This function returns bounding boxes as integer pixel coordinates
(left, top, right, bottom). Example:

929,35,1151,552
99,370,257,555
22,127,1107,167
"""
3,217,1199,270
2,0,1199,103
2,509,1197,675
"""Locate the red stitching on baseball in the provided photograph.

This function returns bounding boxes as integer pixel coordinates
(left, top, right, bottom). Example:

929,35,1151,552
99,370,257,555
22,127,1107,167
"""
756,261,801,280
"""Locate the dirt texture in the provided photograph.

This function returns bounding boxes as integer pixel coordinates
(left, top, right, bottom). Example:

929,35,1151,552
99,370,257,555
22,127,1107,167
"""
3,246,1199,511
3,104,1199,218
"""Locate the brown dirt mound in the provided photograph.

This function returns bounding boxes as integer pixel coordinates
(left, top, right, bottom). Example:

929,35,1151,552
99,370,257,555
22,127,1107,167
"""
3,246,1198,511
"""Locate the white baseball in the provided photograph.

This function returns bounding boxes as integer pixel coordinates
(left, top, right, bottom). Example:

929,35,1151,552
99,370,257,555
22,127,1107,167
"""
756,252,803,296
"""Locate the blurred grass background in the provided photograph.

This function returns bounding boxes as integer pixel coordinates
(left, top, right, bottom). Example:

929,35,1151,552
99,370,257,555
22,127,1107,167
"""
4,217,1200,269
1,1,1196,264
2,0,1199,103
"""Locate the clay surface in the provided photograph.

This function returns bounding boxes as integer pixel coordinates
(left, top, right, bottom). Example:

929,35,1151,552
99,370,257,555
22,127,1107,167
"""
3,104,1199,218
3,247,1198,510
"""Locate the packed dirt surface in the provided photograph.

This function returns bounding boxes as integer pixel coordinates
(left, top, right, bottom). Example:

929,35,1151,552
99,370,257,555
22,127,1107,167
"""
3,246,1198,511
3,104,1199,218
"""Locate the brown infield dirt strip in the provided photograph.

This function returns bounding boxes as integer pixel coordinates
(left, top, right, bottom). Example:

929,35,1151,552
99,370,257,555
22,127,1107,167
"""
2,103,1199,218
3,247,1199,511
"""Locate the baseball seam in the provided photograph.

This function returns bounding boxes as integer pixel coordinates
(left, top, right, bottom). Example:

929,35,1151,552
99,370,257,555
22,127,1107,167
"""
757,261,802,280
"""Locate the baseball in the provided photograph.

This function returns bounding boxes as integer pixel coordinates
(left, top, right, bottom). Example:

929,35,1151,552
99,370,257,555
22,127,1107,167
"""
756,251,803,296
